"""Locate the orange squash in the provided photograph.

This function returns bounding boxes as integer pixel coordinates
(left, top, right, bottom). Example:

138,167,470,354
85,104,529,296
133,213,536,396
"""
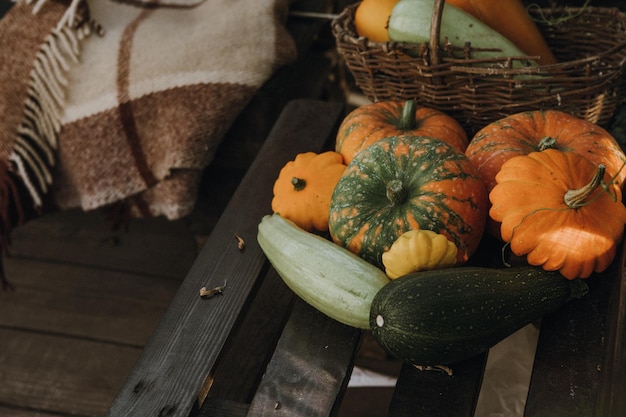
446,0,557,65
271,151,346,232
466,110,626,193
489,149,626,279
354,0,399,42
336,100,468,164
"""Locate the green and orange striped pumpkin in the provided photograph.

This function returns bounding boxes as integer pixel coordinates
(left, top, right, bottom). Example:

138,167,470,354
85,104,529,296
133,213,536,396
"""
335,100,468,164
329,135,488,268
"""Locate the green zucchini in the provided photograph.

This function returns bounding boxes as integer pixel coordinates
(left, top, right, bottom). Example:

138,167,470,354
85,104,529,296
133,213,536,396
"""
257,214,390,329
370,266,588,365
388,0,536,67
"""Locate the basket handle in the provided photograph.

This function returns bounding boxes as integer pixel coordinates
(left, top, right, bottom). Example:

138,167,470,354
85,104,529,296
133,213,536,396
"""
429,0,444,66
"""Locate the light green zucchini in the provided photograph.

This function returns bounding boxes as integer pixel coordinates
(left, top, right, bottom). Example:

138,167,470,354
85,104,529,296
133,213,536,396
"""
257,214,390,329
388,0,536,67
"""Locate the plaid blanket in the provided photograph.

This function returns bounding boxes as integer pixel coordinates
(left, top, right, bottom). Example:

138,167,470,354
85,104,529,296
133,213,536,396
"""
0,0,297,285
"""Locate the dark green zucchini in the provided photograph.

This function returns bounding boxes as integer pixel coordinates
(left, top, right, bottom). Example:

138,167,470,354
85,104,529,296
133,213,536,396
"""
369,266,588,366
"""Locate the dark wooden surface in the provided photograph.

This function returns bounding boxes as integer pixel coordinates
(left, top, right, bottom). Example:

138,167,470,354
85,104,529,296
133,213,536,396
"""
525,246,626,417
246,300,361,417
388,355,487,417
105,100,346,417
0,1,340,416
0,209,191,417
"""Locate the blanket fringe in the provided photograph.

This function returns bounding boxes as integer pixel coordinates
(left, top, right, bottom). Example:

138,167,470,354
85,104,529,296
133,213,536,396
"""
1,0,93,290
14,4,86,210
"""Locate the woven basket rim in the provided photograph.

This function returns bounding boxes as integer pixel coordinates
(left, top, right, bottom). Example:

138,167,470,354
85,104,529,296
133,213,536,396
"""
331,2,626,73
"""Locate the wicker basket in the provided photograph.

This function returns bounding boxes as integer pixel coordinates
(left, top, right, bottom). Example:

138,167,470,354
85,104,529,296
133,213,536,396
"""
332,0,626,133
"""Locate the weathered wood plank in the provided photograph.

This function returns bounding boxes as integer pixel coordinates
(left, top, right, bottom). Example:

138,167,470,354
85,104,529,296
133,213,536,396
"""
196,399,249,417
0,406,69,417
595,243,626,417
388,354,487,417
525,278,609,416
0,257,178,346
201,268,296,404
525,244,624,417
246,299,362,417
9,209,197,279
105,99,345,417
0,328,141,417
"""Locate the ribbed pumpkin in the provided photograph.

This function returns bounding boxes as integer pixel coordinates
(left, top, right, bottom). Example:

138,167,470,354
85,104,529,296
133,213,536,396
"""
465,110,626,193
271,151,346,232
329,135,488,268
335,100,468,164
489,149,626,279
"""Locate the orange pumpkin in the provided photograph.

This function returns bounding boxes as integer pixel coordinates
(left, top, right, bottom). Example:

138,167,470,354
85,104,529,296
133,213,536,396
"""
489,149,626,279
329,135,487,268
271,151,346,232
466,110,626,236
336,100,468,164
466,110,626,193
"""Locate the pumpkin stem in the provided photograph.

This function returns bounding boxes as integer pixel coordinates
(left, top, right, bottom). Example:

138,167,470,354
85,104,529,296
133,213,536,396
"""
399,100,418,131
291,177,307,191
537,136,558,151
563,164,606,209
386,179,408,205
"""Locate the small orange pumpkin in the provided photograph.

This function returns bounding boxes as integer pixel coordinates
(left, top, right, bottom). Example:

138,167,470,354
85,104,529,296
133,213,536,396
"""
489,149,626,279
335,100,468,164
271,151,346,232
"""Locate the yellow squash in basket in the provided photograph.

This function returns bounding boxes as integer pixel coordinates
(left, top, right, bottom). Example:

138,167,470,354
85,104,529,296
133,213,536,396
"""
354,0,399,42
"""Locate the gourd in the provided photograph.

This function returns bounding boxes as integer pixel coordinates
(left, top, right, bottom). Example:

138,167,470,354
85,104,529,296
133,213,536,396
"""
388,0,536,67
465,110,626,236
465,110,626,193
382,229,457,279
489,149,626,279
354,0,399,42
370,265,589,365
446,0,557,65
257,213,390,329
335,100,468,165
329,135,488,269
271,151,346,232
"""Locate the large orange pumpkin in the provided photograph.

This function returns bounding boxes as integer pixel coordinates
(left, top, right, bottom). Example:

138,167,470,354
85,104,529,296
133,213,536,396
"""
336,100,468,164
466,110,626,193
489,149,626,279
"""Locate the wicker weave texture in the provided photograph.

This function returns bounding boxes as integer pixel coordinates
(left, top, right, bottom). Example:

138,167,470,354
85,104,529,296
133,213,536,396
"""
332,3,626,133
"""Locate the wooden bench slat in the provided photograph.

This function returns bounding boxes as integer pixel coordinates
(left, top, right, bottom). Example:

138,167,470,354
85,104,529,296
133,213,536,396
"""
201,268,296,404
525,243,626,417
246,299,362,417
595,243,626,417
105,99,344,417
388,354,487,417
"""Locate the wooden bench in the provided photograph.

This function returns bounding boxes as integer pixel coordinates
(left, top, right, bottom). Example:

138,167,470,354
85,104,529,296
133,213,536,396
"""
105,99,626,417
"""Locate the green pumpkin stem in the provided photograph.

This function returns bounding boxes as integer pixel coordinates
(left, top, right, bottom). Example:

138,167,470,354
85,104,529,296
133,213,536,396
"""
291,177,307,191
399,100,418,131
564,164,606,209
386,179,408,205
538,136,559,151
